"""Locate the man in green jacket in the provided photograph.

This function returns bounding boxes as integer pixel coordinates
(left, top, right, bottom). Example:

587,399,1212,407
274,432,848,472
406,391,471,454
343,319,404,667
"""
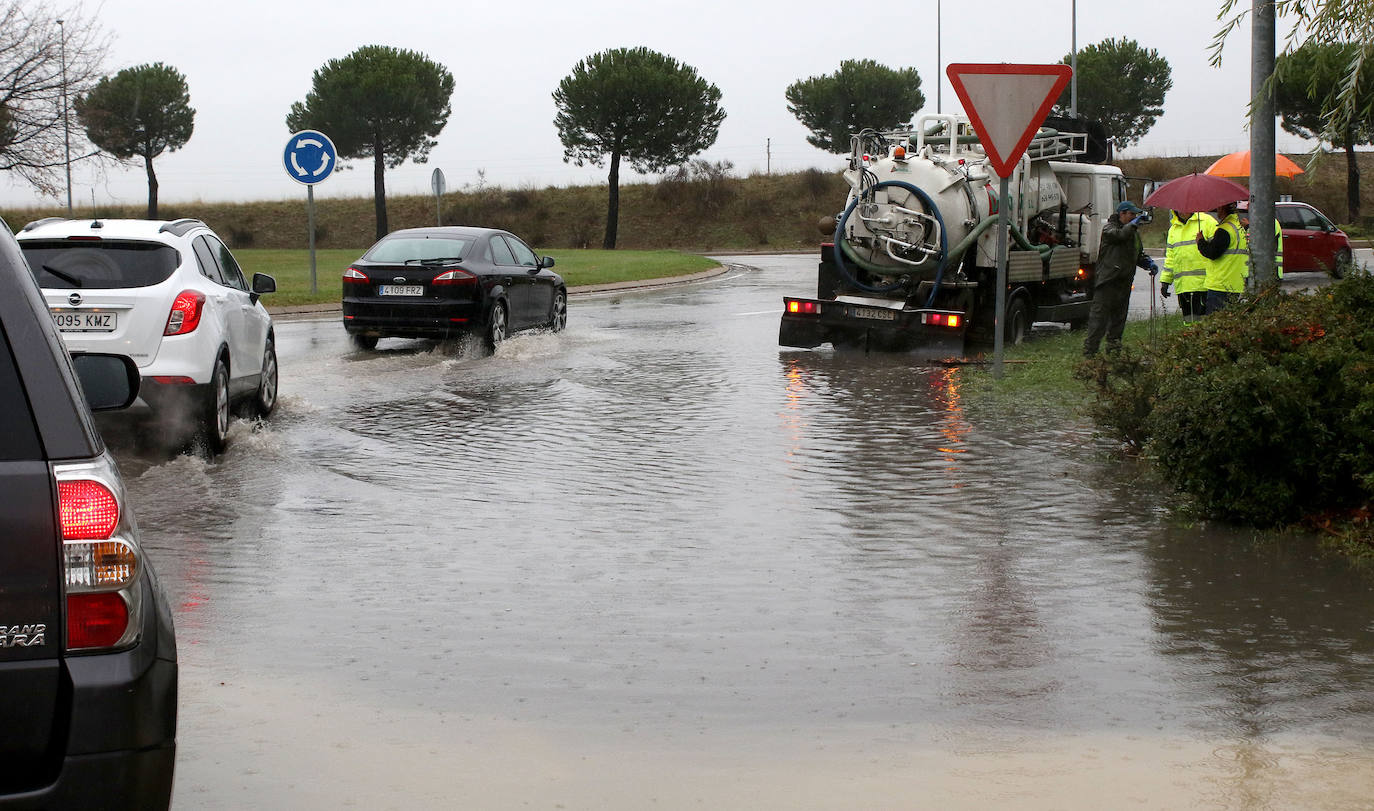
1084,201,1156,357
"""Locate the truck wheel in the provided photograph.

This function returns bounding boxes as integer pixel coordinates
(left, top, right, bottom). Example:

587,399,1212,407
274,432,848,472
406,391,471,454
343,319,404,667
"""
1004,297,1031,345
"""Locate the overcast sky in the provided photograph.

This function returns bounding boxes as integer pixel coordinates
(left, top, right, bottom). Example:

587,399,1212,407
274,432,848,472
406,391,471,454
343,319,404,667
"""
3,0,1316,210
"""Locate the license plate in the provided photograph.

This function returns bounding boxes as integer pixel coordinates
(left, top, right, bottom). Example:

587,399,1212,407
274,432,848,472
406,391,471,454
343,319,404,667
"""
852,306,896,321
378,285,424,296
51,309,117,332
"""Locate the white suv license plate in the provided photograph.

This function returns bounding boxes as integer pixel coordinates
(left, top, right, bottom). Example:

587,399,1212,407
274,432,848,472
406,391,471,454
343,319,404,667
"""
852,306,896,321
378,285,424,296
52,310,117,332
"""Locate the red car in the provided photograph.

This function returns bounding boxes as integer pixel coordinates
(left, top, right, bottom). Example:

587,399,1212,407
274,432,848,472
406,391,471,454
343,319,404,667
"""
1240,201,1354,277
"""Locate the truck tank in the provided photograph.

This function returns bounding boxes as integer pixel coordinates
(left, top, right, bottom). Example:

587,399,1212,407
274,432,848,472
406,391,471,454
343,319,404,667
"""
780,114,1121,353
833,115,1086,295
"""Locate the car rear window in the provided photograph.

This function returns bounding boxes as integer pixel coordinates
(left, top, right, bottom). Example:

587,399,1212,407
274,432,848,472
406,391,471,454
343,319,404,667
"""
0,326,41,460
363,237,471,263
20,240,180,289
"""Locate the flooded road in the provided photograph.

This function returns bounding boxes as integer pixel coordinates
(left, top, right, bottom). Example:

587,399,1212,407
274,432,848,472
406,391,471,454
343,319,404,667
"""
115,255,1374,809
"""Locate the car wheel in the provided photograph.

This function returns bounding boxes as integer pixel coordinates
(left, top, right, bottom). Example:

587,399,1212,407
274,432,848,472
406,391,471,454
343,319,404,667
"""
550,290,568,332
1005,296,1031,345
201,356,230,454
351,334,378,351
1332,247,1352,280
486,300,508,350
254,334,278,418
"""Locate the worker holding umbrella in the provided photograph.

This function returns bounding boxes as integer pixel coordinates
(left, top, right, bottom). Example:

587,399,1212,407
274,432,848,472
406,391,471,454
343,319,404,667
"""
1143,173,1251,314
1196,202,1249,313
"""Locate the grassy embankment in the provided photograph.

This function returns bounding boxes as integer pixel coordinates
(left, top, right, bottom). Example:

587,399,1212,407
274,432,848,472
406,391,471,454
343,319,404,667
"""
242,248,720,308
7,152,1372,308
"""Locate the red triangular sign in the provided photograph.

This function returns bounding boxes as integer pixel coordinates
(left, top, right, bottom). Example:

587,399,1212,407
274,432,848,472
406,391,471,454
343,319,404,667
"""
946,63,1073,178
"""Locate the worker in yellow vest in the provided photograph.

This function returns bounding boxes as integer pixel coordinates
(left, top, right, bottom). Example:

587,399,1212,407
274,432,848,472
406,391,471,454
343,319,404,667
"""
1160,210,1215,321
1196,202,1249,313
1274,219,1284,280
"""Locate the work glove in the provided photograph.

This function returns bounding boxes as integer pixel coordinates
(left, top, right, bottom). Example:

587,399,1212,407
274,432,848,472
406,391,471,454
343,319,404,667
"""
1146,258,1159,276
1160,282,1171,299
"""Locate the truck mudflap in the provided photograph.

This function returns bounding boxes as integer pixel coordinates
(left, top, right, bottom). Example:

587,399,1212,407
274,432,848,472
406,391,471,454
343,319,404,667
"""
779,296,967,355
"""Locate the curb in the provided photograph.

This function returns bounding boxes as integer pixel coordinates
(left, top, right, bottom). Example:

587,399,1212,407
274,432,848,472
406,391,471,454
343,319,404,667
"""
266,263,741,321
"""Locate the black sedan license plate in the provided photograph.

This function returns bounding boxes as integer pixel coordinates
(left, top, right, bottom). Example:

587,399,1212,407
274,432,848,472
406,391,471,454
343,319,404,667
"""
51,309,116,332
852,306,896,321
379,285,424,296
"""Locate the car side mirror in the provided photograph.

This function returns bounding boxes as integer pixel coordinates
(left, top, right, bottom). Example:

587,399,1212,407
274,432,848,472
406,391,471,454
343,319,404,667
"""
252,273,277,295
539,255,556,269
71,353,139,411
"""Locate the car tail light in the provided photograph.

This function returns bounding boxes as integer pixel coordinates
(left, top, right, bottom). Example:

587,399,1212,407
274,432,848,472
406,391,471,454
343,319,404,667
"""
785,298,822,315
57,479,119,540
344,267,369,283
433,268,477,286
57,458,145,652
164,290,205,336
67,593,130,649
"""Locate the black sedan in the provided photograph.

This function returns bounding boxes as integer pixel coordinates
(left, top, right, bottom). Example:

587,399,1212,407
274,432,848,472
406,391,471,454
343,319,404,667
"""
342,226,566,351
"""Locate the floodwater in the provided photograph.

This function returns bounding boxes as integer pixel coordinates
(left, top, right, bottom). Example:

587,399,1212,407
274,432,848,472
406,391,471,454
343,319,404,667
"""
112,255,1374,809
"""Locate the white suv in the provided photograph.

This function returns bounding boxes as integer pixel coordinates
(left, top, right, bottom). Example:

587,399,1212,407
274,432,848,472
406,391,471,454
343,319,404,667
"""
18,218,278,453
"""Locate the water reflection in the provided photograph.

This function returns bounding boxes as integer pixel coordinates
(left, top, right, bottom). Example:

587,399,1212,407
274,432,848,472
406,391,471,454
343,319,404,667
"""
98,256,1374,808
1145,525,1374,805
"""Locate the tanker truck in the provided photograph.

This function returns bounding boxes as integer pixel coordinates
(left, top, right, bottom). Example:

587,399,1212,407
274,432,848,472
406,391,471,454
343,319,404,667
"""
778,114,1131,354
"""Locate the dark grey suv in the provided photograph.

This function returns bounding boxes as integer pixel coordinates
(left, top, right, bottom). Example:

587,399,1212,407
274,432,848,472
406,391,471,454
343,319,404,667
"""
0,218,177,809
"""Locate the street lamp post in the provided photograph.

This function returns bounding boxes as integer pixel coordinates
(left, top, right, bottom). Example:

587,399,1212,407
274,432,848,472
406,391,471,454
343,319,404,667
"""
57,18,71,214
1070,0,1077,116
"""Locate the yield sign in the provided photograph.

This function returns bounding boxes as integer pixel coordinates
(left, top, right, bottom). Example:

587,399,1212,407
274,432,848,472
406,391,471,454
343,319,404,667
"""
946,63,1073,178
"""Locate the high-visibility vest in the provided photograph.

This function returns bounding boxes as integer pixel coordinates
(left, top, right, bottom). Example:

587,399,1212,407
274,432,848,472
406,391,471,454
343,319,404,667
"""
1162,212,1214,294
1205,214,1249,294
1275,220,1284,279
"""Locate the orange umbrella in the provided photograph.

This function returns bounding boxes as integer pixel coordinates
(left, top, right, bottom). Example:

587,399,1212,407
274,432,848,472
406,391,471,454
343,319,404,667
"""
1204,150,1305,178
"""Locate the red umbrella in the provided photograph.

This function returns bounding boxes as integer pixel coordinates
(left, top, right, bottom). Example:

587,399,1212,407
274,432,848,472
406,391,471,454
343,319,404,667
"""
1143,173,1250,214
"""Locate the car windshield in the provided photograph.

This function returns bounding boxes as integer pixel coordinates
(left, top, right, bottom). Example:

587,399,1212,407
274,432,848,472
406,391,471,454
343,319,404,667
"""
364,237,471,264
20,240,180,289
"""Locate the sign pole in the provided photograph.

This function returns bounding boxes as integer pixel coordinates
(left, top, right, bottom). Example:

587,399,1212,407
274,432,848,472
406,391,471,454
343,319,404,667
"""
945,63,1074,380
431,168,447,228
307,184,317,295
283,129,338,298
993,177,1010,379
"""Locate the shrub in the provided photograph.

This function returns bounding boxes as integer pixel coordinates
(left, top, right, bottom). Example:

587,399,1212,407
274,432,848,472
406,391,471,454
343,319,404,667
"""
1079,273,1374,526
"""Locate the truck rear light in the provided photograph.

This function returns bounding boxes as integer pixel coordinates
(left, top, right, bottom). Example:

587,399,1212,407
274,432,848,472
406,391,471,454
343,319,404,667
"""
164,289,205,335
921,312,962,328
786,298,822,315
67,593,130,650
344,267,369,282
433,268,477,286
57,479,119,540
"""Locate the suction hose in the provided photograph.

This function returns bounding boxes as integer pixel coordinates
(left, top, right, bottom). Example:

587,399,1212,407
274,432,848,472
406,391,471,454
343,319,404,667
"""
832,180,948,296
838,211,1055,307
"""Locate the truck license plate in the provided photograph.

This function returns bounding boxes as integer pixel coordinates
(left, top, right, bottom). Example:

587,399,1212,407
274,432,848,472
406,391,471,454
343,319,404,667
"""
852,306,896,321
51,310,117,332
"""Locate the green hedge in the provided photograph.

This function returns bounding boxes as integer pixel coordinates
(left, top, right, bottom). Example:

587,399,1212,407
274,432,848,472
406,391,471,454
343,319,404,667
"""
1079,273,1374,526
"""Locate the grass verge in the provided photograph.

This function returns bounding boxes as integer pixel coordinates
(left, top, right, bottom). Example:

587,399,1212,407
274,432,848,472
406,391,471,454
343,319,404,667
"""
237,248,721,308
